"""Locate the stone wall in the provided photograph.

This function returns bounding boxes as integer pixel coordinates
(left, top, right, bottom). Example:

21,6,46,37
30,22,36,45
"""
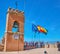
0,44,4,51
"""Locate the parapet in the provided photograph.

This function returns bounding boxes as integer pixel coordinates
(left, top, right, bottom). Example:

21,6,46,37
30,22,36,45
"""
7,7,24,14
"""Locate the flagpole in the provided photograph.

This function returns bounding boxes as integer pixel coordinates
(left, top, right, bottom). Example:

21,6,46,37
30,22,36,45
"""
15,1,18,9
34,32,36,42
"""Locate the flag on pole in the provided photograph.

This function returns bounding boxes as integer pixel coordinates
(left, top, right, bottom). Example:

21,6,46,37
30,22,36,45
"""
32,24,48,35
32,24,38,33
37,25,48,35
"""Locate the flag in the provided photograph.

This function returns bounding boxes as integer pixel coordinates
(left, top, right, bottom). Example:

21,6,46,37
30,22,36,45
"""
32,24,48,35
37,25,48,35
32,24,38,33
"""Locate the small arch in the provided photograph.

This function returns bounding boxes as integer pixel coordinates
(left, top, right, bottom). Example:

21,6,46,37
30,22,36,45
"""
12,21,19,32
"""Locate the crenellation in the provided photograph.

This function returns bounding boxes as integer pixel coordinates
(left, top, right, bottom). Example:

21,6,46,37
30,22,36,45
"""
15,9,19,12
8,8,11,11
21,11,24,14
7,8,24,14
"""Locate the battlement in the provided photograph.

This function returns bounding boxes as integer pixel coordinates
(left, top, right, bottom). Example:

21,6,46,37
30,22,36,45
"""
7,8,24,14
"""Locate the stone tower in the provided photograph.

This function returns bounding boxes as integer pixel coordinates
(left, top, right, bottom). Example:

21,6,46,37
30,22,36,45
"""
4,8,24,51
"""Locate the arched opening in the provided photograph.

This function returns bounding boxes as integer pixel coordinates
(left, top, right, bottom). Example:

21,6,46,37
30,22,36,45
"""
12,21,19,32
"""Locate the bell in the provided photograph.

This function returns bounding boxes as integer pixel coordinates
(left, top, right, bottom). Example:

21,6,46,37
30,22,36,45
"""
13,22,18,28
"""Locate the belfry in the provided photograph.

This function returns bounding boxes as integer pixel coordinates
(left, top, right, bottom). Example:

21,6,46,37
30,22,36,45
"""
3,8,24,51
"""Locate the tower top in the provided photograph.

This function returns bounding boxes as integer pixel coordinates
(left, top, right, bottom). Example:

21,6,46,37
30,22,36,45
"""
7,7,24,14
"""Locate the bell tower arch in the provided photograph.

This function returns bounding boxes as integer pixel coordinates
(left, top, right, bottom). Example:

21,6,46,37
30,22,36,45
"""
4,8,24,51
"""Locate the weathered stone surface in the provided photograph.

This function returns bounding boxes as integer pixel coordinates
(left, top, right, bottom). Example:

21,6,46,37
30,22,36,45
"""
3,8,24,51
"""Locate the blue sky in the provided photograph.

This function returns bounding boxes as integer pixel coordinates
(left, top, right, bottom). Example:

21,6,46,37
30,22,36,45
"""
0,0,60,42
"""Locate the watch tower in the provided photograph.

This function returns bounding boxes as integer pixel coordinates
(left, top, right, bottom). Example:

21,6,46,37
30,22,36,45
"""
4,8,24,51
